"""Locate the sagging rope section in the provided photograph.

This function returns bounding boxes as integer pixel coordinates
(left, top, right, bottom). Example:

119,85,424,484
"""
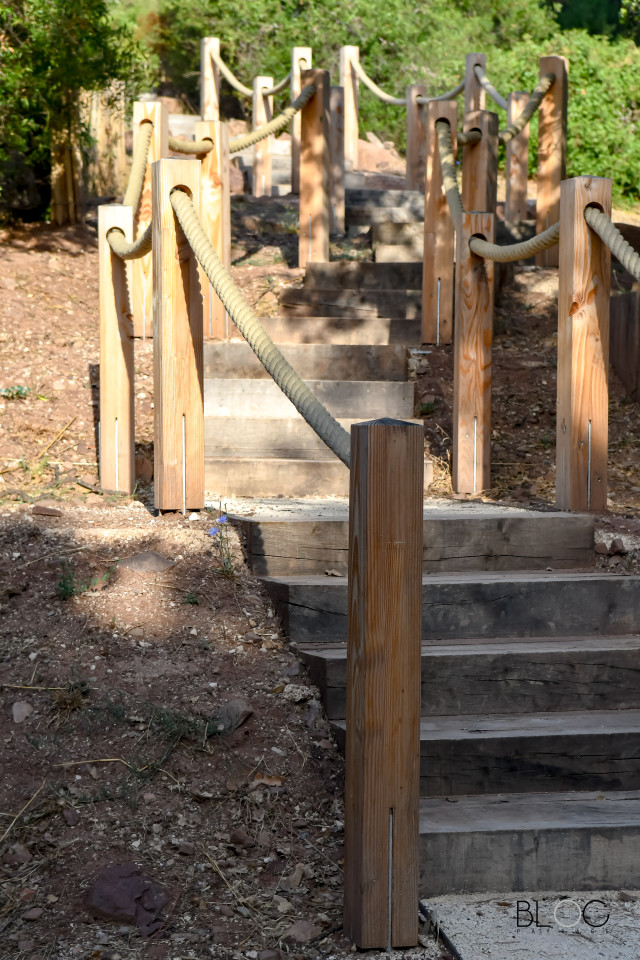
469,223,559,262
107,222,152,260
499,73,555,144
169,135,213,155
123,121,153,211
416,80,465,105
473,65,508,111
434,120,464,224
585,207,640,281
351,58,406,105
211,48,252,97
229,82,316,153
261,72,292,96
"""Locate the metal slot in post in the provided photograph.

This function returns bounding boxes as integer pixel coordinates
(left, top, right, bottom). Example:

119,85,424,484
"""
473,416,478,494
587,419,592,511
436,277,441,346
308,214,312,264
182,414,186,516
387,808,393,953
98,420,101,486
114,418,119,492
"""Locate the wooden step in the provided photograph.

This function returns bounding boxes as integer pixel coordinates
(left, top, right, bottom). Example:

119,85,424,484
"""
261,572,640,645
204,379,415,419
279,288,421,319
346,188,424,211
374,244,422,263
418,789,640,895
203,342,409,381
234,507,593,576
301,635,640,720
372,222,424,246
333,708,640,797
254,315,421,345
302,261,422,291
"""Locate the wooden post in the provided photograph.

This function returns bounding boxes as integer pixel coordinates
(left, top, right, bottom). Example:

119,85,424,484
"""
453,212,495,494
291,46,312,194
422,101,457,344
252,76,273,198
340,46,359,172
51,129,80,226
299,69,330,267
195,120,232,339
152,159,204,512
536,55,568,268
462,110,498,215
505,92,529,222
131,101,168,339
201,37,220,122
556,177,611,512
464,53,486,115
329,85,345,235
98,205,135,493
405,85,427,191
344,418,422,949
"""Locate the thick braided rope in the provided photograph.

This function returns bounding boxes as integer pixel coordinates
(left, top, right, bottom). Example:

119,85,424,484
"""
261,72,292,96
416,80,465,105
351,58,406,105
122,121,153,210
457,129,482,146
474,65,508,110
229,83,317,153
169,135,214,154
211,48,252,97
585,207,640,281
434,120,464,224
469,223,560,262
169,188,351,467
499,73,556,144
107,222,153,260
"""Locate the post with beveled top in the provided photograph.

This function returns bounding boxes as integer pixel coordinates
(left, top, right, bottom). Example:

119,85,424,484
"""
556,176,611,512
340,46,359,172
536,55,568,268
406,85,427,191
344,418,422,949
131,101,168,339
453,212,495,494
252,77,273,197
462,110,498,215
99,205,135,493
329,86,346,234
505,92,530,222
195,120,233,339
152,159,204,512
299,69,330,266
201,37,221,122
465,53,486,114
291,46,312,194
422,101,457,344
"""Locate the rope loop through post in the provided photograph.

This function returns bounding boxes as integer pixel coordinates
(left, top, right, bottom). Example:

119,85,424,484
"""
585,206,640,281
473,65,508,110
469,222,560,262
499,73,556,144
210,47,253,97
169,135,214,154
106,222,153,260
434,119,464,225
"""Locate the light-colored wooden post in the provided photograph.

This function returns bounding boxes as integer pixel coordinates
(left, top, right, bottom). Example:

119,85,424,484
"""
51,130,79,226
505,91,530,222
252,76,273,197
536,55,568,268
152,159,204,512
99,205,135,493
462,110,498,215
291,46,312,194
340,46,359,172
299,69,330,267
201,37,220,122
464,53,486,114
406,85,427,191
344,418,422,949
132,101,168,339
556,177,611,512
422,101,457,345
195,120,232,339
453,212,495,494
329,85,345,235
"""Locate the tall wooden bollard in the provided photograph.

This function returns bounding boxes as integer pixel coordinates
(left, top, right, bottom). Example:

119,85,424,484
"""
344,418,422,950
201,37,220,122
405,85,427,191
152,159,204,512
329,86,346,235
422,101,457,344
252,77,273,198
505,92,530,222
536,55,568,268
299,69,330,266
453,212,495,494
556,177,611,512
340,46,359,172
131,101,168,339
464,52,486,114
195,120,232,339
462,110,498,215
291,46,312,194
99,205,135,493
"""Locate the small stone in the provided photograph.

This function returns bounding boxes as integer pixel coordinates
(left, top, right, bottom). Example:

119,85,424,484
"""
219,904,234,917
85,493,103,507
32,503,62,517
129,627,144,637
282,684,313,703
17,941,35,953
188,512,199,522
12,701,33,723
21,907,43,921
244,630,260,643
229,828,255,849
281,919,322,944
594,541,608,555
142,793,157,804
119,551,174,573
217,698,252,732
63,808,80,826
19,888,37,901
190,627,197,636
610,537,627,556
258,950,285,960
284,662,301,677
178,841,195,856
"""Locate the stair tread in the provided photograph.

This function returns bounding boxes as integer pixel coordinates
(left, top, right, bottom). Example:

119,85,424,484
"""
263,570,635,585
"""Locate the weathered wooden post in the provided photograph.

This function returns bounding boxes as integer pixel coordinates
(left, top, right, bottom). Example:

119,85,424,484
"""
195,120,232,339
505,92,530,222
462,110,498,215
406,85,427,191
252,77,273,197
201,37,220,122
340,46,359,172
299,69,330,266
464,52,486,114
329,85,346,234
291,46,312,194
453,212,495,494
556,176,611,512
344,418,422,950
99,205,135,493
422,102,457,344
536,55,568,268
152,159,204,512
131,101,168,339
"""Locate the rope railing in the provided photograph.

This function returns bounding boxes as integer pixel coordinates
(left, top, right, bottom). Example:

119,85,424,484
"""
469,222,559,262
107,222,153,260
499,73,555,144
434,119,464,224
585,207,640,282
351,58,406,105
122,120,153,210
169,134,214,154
211,48,253,97
473,65,508,111
229,82,317,153
415,80,465,104
261,72,292,96
457,129,483,146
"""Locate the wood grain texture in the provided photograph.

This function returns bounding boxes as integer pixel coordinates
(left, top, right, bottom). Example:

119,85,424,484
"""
339,46,359,173
344,420,422,948
329,86,345,234
536,55,568,268
291,46,312,194
252,76,273,198
453,212,495,494
299,69,330,267
422,101,457,344
132,102,168,339
203,342,409,381
464,53,486,114
200,37,220,122
505,92,529,222
610,290,640,401
461,110,498,215
195,120,233,340
405,85,426,191
152,159,204,511
98,205,134,493
556,176,611,512
253,314,421,345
